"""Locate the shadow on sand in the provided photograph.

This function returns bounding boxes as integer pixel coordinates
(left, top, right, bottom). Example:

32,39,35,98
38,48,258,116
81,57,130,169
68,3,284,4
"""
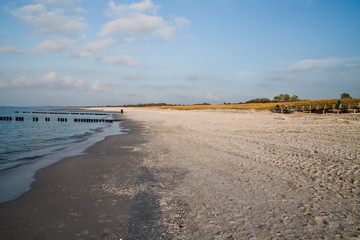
126,167,166,239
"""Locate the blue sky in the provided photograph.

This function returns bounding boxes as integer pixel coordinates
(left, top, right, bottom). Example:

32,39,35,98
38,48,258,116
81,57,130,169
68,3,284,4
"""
0,0,359,106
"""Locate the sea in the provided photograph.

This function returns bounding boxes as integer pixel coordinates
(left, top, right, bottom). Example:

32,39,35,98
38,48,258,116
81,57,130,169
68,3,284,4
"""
0,106,125,203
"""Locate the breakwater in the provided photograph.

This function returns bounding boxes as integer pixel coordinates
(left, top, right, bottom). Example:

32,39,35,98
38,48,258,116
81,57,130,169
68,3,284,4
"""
0,110,123,123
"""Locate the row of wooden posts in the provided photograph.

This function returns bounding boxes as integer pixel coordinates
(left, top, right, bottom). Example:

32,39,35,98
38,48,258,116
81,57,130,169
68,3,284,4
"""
0,117,26,121
0,116,121,123
275,103,360,114
18,111,110,116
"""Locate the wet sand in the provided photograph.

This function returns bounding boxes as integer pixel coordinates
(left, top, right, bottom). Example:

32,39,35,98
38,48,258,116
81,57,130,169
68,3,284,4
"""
0,120,168,240
1,108,359,239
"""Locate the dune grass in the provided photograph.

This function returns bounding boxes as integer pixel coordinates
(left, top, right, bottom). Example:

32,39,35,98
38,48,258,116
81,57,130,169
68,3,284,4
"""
147,98,360,111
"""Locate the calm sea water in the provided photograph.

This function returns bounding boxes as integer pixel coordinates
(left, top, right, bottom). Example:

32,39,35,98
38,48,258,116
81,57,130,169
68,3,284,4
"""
0,106,124,203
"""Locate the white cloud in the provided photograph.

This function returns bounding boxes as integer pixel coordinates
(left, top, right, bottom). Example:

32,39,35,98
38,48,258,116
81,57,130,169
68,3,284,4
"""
0,72,103,91
34,38,76,52
204,92,219,101
105,0,158,17
278,58,344,73
33,0,86,13
9,72,86,89
99,14,174,39
100,55,139,66
34,0,76,6
0,45,26,54
42,72,57,84
70,38,115,58
61,75,86,88
11,4,87,36
99,0,188,42
90,81,101,91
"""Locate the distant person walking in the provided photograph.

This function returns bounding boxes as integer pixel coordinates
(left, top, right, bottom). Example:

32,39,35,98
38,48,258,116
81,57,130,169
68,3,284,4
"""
336,100,341,108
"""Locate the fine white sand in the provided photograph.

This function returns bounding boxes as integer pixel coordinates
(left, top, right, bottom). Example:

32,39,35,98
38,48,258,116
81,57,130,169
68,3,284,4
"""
93,107,360,239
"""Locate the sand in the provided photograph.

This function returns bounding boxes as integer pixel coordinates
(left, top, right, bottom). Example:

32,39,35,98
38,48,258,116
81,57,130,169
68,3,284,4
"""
97,107,359,239
1,108,359,239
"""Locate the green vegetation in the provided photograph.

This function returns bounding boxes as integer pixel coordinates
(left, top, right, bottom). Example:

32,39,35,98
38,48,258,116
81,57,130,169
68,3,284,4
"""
273,94,299,102
247,94,298,103
341,92,352,99
246,98,271,103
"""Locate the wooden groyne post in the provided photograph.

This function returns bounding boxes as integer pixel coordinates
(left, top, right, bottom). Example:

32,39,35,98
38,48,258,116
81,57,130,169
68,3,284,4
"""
0,117,12,121
57,118,67,122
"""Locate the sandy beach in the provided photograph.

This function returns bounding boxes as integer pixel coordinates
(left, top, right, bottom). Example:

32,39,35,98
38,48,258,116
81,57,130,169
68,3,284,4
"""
100,108,360,239
1,108,359,239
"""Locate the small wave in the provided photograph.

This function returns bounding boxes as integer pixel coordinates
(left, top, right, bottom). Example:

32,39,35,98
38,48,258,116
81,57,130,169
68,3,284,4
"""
1,149,27,155
90,127,105,133
51,136,72,142
73,132,93,139
0,154,50,172
71,126,107,139
54,147,67,152
16,154,49,161
0,163,24,172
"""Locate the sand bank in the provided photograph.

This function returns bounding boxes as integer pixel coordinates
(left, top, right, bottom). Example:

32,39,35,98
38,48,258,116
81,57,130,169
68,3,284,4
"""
1,108,359,239
95,107,359,239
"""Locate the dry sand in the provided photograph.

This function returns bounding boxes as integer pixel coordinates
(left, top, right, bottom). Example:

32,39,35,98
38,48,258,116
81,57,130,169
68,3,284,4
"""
96,107,360,239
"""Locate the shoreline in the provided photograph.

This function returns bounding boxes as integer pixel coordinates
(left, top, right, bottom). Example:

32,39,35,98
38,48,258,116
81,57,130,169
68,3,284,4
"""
0,118,155,239
0,114,124,204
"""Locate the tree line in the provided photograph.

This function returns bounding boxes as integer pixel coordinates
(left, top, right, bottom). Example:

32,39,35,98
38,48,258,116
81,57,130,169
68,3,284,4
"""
246,92,352,104
246,94,298,103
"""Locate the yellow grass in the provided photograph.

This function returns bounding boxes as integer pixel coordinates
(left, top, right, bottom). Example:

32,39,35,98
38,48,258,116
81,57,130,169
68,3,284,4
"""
146,98,360,111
